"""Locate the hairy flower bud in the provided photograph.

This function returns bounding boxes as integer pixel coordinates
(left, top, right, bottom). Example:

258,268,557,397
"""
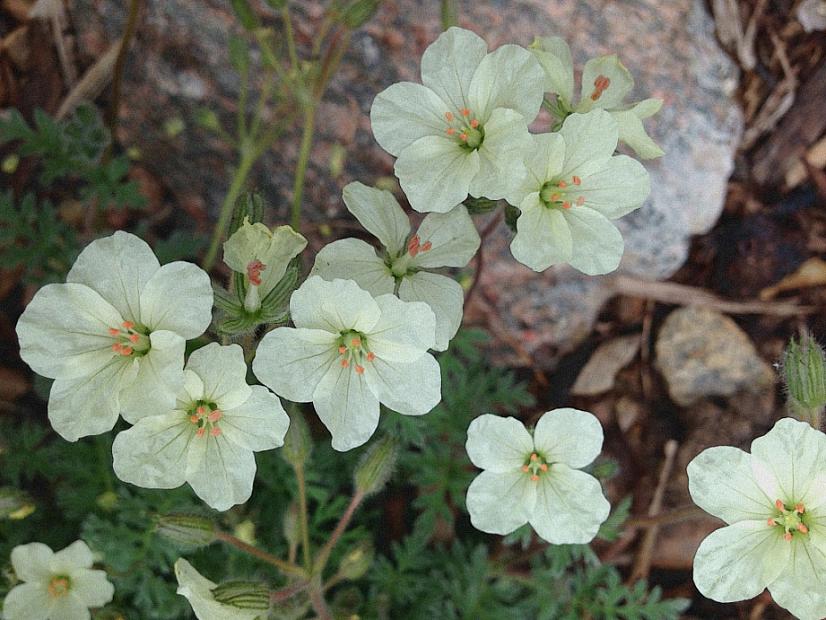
211,580,270,611
354,435,397,497
783,332,826,426
337,540,374,580
155,513,216,549
0,487,35,520
463,196,498,215
281,410,312,467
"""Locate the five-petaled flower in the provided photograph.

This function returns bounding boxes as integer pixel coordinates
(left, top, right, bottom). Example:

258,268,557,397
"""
253,276,441,451
370,27,545,213
111,343,290,511
506,110,650,275
688,417,826,620
311,182,480,351
174,559,266,620
530,36,664,159
2,540,114,620
223,218,307,313
465,408,610,544
15,231,213,441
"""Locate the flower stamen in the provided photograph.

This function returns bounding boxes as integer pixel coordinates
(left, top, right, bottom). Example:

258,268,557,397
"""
246,259,266,286
591,75,611,101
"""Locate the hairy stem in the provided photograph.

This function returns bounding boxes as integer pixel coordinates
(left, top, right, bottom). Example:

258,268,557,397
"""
290,103,317,231
214,530,306,577
313,491,364,575
293,461,313,570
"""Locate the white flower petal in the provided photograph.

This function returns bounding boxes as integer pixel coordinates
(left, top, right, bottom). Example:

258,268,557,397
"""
530,36,574,104
687,446,775,524
367,294,435,362
253,327,337,402
290,276,381,333
48,358,136,441
11,543,53,581
310,239,395,296
510,194,573,272
51,540,93,571
558,110,618,179
506,132,566,209
468,44,544,123
420,27,488,114
529,464,610,544
182,369,205,403
578,55,635,111
342,182,411,256
220,385,290,452
395,135,480,214
138,261,212,338
111,412,192,489
69,570,115,608
399,271,463,351
119,330,185,424
692,521,789,603
532,408,603,469
466,470,535,535
468,108,531,201
175,559,261,620
465,414,533,473
2,583,51,620
612,101,664,160
577,155,650,219
410,205,480,269
49,593,91,620
363,352,441,416
313,362,380,451
562,206,624,276
769,538,826,620
186,434,257,511
66,231,160,323
186,343,251,411
370,82,447,157
750,417,826,507
16,283,122,380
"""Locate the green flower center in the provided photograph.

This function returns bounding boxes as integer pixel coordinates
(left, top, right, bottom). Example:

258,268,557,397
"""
521,452,550,481
48,575,71,598
443,108,484,151
187,400,224,439
539,176,586,210
337,330,377,375
768,499,810,541
107,320,151,358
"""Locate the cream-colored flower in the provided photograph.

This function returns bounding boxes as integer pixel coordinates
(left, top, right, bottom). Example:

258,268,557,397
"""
174,559,267,620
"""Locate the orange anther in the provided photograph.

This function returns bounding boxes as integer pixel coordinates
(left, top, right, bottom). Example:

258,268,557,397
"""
122,321,134,329
208,410,222,423
408,235,420,256
776,499,785,510
460,108,470,117
351,337,362,347
210,427,222,437
341,359,349,368
446,127,456,136
338,345,347,354
550,193,561,202
190,415,200,424
572,176,582,185
540,463,548,472
798,523,809,534
784,532,793,542
521,465,529,473
246,259,266,286
530,453,538,461
562,201,571,209
445,111,454,121
119,346,133,356
796,503,805,514
767,518,776,526
108,327,120,336
591,75,611,101
421,241,432,252
197,406,206,415
576,196,586,206
196,427,206,438
129,333,140,343
355,365,365,374
459,133,468,141
530,474,539,482
557,180,567,189
112,343,122,353
367,352,376,362
470,119,479,128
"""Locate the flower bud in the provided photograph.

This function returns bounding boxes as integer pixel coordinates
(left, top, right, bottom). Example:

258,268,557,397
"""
282,502,301,548
281,410,312,467
0,487,35,520
155,513,216,549
337,540,373,580
463,196,498,215
783,332,826,424
354,435,397,497
211,580,270,611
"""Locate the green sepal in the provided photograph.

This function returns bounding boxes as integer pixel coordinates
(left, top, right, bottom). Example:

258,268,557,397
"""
504,203,520,233
213,285,244,314
463,196,499,215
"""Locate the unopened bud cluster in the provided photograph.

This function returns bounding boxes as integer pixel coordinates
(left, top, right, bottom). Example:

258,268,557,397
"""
354,435,397,497
211,580,270,611
782,332,826,425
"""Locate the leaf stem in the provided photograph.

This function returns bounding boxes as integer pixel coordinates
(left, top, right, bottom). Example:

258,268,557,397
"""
282,5,299,71
293,461,313,570
214,530,306,578
290,103,317,231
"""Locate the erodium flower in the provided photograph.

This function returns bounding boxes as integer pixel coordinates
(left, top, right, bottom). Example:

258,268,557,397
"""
253,276,441,451
688,417,826,620
465,408,610,544
111,343,290,511
370,27,545,213
2,540,114,620
507,110,650,275
175,559,267,620
310,182,480,351
223,218,307,313
15,231,213,441
530,35,664,159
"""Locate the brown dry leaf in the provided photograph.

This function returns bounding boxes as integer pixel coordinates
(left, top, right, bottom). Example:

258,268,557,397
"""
571,335,641,396
759,257,826,300
786,134,826,188
0,366,29,402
